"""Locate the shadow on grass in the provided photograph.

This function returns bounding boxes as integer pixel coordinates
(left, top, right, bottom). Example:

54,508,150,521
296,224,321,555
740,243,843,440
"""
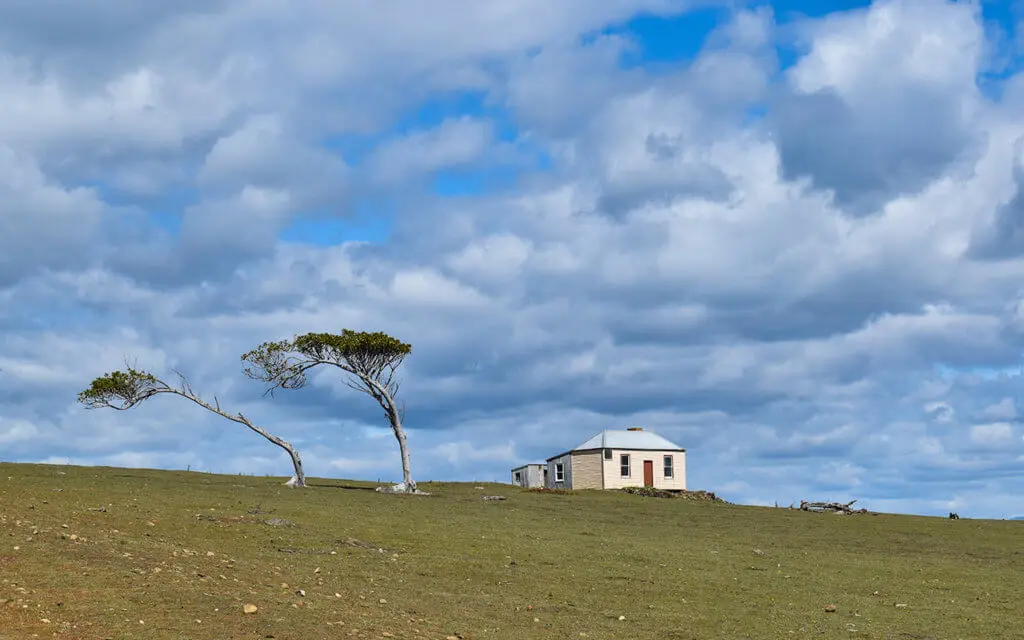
306,482,378,492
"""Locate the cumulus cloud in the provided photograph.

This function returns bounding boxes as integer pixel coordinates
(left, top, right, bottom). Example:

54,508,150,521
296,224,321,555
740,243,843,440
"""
3,0,1024,519
772,0,986,214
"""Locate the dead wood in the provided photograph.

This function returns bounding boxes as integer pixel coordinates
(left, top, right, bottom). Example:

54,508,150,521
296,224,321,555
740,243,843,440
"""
800,499,870,515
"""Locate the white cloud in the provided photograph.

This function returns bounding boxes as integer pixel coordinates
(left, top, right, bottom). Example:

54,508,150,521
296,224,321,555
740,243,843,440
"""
3,0,1024,518
969,422,1015,447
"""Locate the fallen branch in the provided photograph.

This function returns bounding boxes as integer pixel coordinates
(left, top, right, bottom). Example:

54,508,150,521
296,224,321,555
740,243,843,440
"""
800,499,869,515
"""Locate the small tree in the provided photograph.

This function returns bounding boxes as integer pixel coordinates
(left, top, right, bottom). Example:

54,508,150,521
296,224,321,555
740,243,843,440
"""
78,366,307,487
242,330,416,492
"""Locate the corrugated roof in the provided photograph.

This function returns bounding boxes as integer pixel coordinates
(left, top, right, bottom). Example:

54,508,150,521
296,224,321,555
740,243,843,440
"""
572,429,684,452
510,463,545,471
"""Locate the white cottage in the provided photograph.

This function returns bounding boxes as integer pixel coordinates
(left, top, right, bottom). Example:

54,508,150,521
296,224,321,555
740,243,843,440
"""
542,427,686,491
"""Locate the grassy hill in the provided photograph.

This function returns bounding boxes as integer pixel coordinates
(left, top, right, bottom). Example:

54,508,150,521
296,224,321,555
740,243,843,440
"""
1,463,1021,639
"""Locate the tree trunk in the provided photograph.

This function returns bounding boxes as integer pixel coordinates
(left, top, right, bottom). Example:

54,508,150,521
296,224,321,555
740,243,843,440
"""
272,435,306,488
392,422,415,491
361,375,417,492
244,421,307,488
170,389,308,488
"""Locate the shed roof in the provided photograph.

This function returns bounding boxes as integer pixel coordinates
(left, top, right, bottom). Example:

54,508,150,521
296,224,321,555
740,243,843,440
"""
546,428,685,461
510,463,546,472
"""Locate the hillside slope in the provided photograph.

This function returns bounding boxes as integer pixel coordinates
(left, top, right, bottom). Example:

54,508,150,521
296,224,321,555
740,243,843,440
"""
1,463,1021,639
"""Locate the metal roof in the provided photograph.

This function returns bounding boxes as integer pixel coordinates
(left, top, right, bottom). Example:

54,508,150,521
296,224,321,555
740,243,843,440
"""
510,463,545,471
545,429,685,460
573,429,684,451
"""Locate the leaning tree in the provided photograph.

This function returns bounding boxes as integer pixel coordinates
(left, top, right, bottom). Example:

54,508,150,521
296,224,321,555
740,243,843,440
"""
77,366,307,487
242,330,416,492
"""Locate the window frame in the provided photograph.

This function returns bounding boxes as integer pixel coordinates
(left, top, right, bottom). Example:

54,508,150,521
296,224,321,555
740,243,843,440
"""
620,454,630,477
514,471,522,484
555,462,565,482
604,448,612,460
664,455,674,478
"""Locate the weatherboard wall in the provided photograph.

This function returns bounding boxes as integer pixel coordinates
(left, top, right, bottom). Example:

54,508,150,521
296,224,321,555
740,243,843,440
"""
546,454,572,490
600,449,687,491
569,451,603,490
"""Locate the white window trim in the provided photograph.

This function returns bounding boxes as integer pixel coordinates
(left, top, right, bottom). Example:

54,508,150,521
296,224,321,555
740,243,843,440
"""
555,462,565,482
664,455,673,478
620,454,630,477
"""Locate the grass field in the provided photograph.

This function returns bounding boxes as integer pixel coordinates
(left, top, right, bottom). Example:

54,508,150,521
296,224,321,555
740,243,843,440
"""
1,463,1021,639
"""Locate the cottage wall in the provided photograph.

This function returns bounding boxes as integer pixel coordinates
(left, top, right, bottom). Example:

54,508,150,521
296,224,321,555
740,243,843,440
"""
569,450,603,489
547,454,572,489
600,449,687,490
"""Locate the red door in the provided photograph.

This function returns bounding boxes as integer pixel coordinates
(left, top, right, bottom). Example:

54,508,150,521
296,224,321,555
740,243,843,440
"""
643,460,654,487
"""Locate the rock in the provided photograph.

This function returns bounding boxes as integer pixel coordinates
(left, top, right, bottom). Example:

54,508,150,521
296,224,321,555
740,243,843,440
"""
618,615,626,621
263,517,295,527
824,604,837,613
375,483,432,495
243,604,258,614
895,603,908,608
482,496,507,501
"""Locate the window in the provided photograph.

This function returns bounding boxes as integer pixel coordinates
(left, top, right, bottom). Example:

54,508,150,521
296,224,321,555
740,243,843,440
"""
664,455,674,478
514,471,522,484
620,454,630,477
604,448,612,460
555,463,565,482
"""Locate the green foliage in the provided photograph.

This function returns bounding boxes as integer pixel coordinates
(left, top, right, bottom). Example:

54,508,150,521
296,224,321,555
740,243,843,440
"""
242,329,411,392
77,368,161,410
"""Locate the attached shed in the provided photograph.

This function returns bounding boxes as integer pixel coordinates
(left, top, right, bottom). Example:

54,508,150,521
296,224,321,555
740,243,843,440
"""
510,463,546,488
545,427,686,491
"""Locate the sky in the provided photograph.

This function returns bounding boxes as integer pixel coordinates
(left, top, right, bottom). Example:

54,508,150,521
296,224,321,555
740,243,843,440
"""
1,0,1024,520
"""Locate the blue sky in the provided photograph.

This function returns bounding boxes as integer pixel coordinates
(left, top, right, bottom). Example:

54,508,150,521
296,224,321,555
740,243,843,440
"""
2,0,1024,519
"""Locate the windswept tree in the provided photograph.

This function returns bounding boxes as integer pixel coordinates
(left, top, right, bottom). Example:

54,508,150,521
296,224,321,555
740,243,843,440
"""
78,366,307,487
242,330,416,492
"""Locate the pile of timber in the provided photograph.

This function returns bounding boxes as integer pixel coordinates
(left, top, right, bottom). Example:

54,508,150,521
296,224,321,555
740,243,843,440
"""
799,499,870,515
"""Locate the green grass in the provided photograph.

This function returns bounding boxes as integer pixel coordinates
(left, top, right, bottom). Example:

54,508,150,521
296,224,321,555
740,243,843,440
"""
1,463,1021,639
